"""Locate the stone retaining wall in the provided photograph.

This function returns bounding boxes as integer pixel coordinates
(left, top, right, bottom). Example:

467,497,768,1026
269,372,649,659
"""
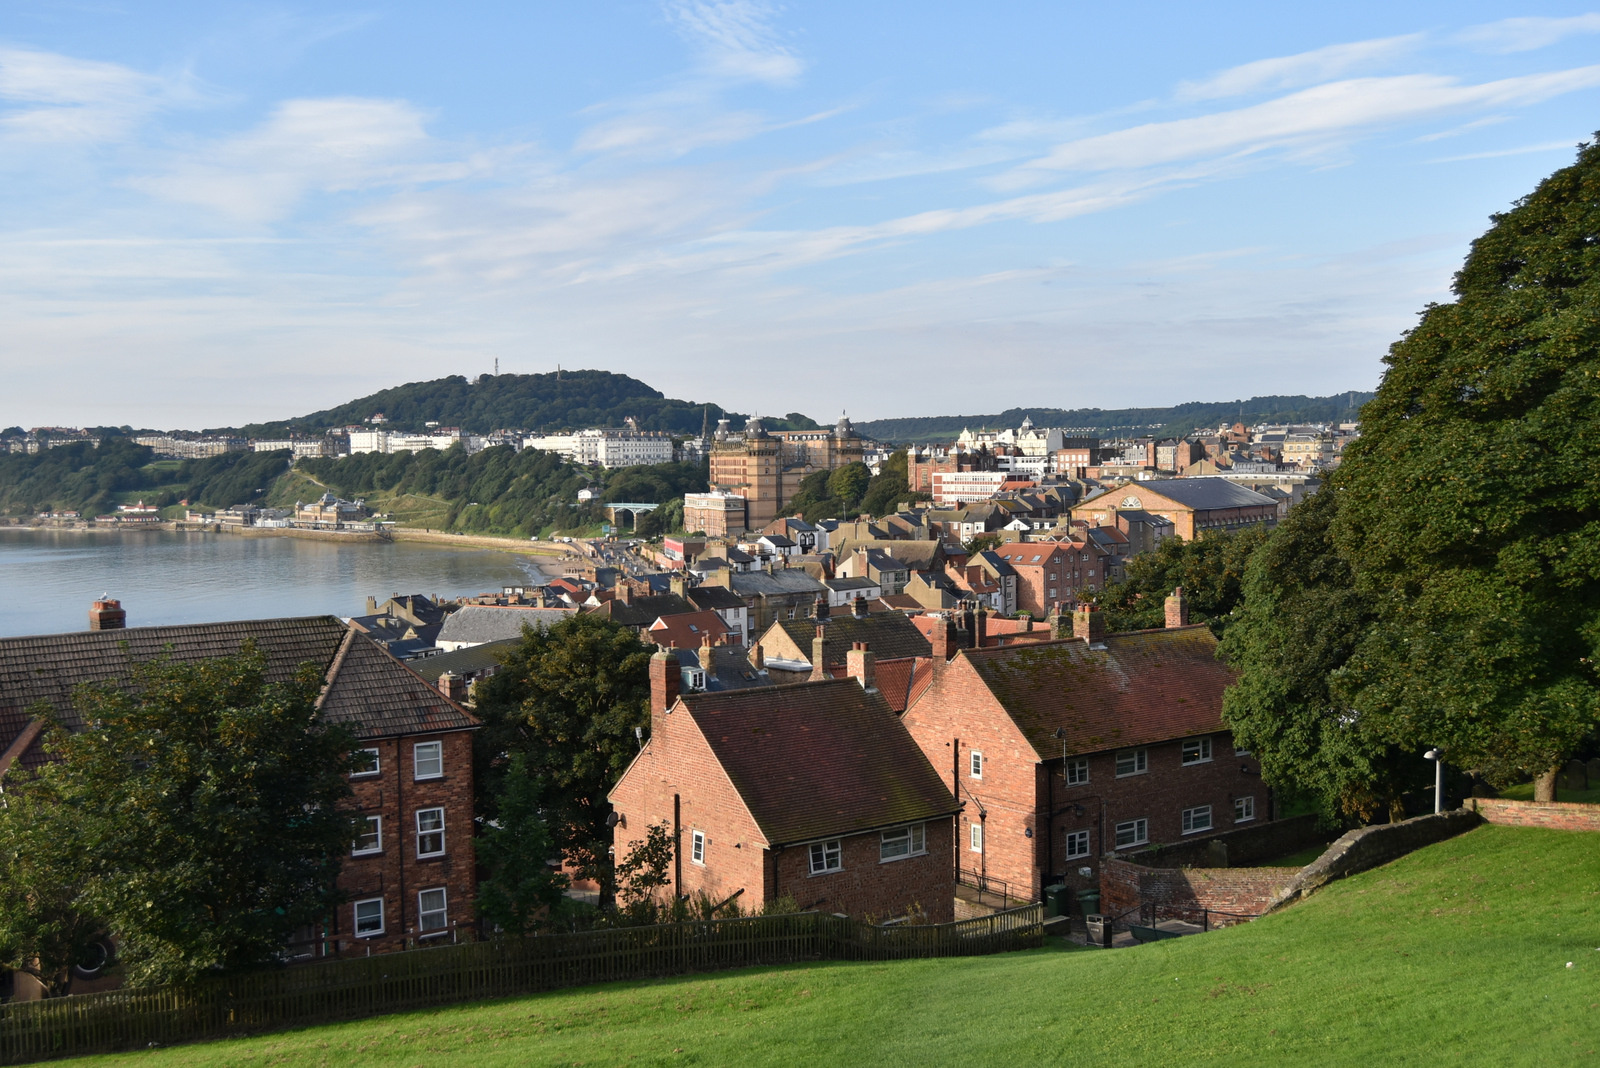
1265,809,1482,913
1469,797,1600,831
1102,859,1294,924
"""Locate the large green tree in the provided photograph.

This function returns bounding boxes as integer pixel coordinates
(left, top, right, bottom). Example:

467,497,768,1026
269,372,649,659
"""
1224,138,1600,809
472,614,653,902
1099,525,1269,636
0,649,359,988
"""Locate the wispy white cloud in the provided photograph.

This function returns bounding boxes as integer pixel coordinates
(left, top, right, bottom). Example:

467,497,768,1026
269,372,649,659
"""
1457,14,1600,54
131,98,478,223
0,47,192,143
1000,67,1600,185
1427,139,1582,163
661,0,802,85
1178,35,1422,101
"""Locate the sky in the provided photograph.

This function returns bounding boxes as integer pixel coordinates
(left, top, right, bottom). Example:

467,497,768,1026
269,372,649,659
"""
3,2,1599,430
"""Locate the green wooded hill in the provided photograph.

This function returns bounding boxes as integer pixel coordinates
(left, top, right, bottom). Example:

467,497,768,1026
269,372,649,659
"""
0,442,296,518
857,392,1374,443
225,370,744,437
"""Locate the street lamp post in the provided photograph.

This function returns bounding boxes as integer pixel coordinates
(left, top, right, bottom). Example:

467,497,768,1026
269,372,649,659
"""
1423,748,1443,814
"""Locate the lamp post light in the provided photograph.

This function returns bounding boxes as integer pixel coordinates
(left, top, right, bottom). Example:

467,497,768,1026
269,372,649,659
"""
1423,748,1443,814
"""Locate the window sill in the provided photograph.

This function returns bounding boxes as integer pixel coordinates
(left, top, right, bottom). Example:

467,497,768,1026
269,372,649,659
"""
1234,816,1256,824
354,931,385,940
807,868,843,878
412,775,445,783
878,849,928,865
351,849,383,858
1115,841,1148,850
417,930,450,940
1181,759,1213,767
1114,771,1147,779
416,853,446,861
1181,827,1212,836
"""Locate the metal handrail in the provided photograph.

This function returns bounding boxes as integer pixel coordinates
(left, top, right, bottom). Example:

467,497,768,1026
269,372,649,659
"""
957,868,1011,905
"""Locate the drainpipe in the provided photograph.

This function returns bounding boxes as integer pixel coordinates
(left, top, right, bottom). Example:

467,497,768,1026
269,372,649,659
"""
673,793,682,898
951,737,961,886
394,736,406,946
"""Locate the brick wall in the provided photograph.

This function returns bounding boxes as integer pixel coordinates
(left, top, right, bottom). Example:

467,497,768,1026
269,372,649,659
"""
904,655,1263,904
340,728,477,953
1469,798,1600,831
1102,858,1293,922
771,820,955,923
1123,813,1322,869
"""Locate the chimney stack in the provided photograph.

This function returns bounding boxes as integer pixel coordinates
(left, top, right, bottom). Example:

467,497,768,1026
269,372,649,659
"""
1073,604,1106,645
852,593,869,619
437,671,467,704
814,593,830,621
669,573,689,599
810,620,829,681
89,598,126,631
615,576,632,605
974,601,989,648
847,641,876,692
1164,587,1189,628
750,639,767,674
1047,601,1070,640
931,612,960,660
961,601,977,648
650,647,681,721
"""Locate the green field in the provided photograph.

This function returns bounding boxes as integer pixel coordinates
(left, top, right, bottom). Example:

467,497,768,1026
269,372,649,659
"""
66,826,1600,1067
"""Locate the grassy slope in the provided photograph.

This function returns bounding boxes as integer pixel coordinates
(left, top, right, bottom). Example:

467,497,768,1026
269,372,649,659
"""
75,826,1600,1067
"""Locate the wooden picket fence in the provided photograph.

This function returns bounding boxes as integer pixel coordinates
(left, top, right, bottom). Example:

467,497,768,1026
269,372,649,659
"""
0,905,1041,1064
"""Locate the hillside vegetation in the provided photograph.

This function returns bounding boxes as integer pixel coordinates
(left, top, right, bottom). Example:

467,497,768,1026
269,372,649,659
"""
227,370,744,437
71,825,1600,1067
0,442,295,518
857,392,1374,442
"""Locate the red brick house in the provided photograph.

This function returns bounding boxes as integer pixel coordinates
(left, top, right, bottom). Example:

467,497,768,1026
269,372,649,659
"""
991,540,1112,617
900,596,1258,904
0,612,479,973
609,646,959,922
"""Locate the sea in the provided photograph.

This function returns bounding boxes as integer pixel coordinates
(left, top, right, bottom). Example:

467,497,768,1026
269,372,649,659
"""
0,527,550,638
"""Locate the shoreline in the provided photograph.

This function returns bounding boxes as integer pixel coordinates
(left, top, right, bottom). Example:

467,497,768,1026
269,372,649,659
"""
0,521,579,578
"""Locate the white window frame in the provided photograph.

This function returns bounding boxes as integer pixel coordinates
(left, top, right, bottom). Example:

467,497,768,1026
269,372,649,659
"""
417,888,448,936
352,814,382,856
352,748,381,778
691,829,706,865
1115,748,1148,778
1234,796,1256,823
1065,829,1091,859
415,807,446,858
970,822,984,853
879,823,926,863
1114,818,1148,849
808,839,842,875
353,897,385,938
1182,805,1213,835
413,740,444,781
1065,757,1089,786
970,750,984,779
1181,737,1213,766
1235,746,1252,757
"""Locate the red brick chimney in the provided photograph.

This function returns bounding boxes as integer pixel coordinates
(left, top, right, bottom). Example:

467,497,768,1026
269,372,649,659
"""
1073,604,1106,645
650,647,680,722
89,598,126,631
1164,587,1190,628
615,577,632,605
750,639,766,674
847,641,876,692
437,670,466,703
974,602,989,648
931,612,960,660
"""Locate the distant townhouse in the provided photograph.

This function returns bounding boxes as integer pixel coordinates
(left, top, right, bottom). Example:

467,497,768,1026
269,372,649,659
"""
707,566,829,636
755,603,932,682
991,540,1111,616
900,597,1256,904
836,548,914,596
609,649,959,922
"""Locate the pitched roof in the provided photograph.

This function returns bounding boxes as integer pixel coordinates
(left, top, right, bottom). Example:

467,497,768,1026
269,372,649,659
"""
0,617,477,773
679,679,957,846
952,626,1235,757
686,585,746,613
730,570,828,598
774,614,933,669
648,610,733,650
407,638,520,683
583,594,694,629
437,605,575,645
871,656,936,713
677,644,774,692
1094,477,1276,511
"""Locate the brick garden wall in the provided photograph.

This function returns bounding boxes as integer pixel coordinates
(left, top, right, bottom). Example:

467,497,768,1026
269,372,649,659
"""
1101,859,1293,923
1469,798,1600,831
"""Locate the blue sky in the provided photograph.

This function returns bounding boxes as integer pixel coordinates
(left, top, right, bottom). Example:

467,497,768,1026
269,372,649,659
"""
3,2,1599,429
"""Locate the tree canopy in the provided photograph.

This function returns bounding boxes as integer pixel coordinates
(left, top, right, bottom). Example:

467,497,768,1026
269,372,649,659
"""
0,649,359,988
471,614,653,902
1099,524,1269,636
1222,138,1600,811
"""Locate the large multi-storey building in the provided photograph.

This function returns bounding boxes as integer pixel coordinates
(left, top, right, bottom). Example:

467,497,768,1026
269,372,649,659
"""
706,416,866,532
523,426,675,468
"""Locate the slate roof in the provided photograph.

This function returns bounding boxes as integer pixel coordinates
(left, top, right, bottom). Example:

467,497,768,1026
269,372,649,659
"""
953,626,1236,757
677,644,774,692
773,614,933,669
437,605,574,646
407,638,520,683
729,570,828,598
686,585,746,613
824,576,881,593
679,679,957,846
587,594,696,629
1100,478,1276,511
0,617,477,774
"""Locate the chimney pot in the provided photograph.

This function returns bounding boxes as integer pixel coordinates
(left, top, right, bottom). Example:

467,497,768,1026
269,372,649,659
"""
847,641,876,692
89,598,126,631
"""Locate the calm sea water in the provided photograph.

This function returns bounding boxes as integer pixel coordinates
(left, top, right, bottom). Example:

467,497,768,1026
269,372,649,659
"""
0,528,548,638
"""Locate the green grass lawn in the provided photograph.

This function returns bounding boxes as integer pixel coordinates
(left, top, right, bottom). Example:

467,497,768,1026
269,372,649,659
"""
68,826,1600,1067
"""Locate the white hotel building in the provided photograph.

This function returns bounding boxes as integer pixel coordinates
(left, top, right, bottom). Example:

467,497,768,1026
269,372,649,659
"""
522,428,674,468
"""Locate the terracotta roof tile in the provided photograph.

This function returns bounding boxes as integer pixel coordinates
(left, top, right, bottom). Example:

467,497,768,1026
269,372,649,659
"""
681,679,957,846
